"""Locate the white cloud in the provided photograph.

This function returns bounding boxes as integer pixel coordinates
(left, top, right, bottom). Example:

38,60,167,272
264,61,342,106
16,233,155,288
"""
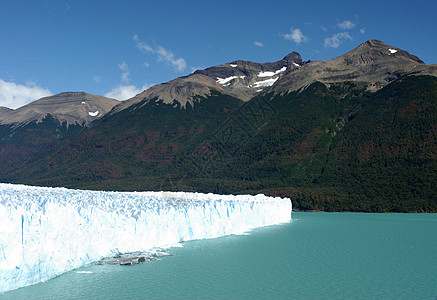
337,20,356,30
118,62,130,84
93,75,100,83
324,32,352,48
105,84,150,101
360,28,365,34
0,79,52,109
143,62,150,68
133,35,153,52
283,28,308,44
254,41,264,47
320,25,328,32
133,35,187,72
155,46,187,72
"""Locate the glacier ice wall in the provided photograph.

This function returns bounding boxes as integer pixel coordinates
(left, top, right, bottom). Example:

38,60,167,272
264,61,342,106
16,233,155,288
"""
0,183,291,293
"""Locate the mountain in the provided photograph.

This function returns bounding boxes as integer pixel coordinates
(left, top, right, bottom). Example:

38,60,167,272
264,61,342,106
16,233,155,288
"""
1,40,436,212
0,91,120,126
272,40,435,93
0,92,120,168
115,40,435,114
112,51,305,112
194,51,305,100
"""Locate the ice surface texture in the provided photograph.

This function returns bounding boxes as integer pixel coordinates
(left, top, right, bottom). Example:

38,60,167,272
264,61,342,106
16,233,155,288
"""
0,183,291,292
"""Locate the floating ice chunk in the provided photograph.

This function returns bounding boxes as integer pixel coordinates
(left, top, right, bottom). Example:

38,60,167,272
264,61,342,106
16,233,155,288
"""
253,77,279,88
75,271,92,274
88,111,99,117
388,48,397,54
0,183,291,292
258,67,286,77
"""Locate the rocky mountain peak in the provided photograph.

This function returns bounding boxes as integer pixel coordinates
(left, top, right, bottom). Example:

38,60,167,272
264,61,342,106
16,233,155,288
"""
282,51,304,66
339,40,424,66
271,40,435,94
361,39,386,47
56,91,88,97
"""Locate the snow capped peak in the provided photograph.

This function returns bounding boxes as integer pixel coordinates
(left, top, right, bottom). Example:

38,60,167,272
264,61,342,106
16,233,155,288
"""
388,48,398,54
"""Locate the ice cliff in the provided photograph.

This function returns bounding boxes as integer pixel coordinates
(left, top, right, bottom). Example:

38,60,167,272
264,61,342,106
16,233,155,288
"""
0,183,291,292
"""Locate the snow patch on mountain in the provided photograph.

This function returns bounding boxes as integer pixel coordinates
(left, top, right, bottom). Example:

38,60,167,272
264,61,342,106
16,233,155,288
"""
258,67,287,77
88,111,99,117
252,77,279,88
216,76,245,85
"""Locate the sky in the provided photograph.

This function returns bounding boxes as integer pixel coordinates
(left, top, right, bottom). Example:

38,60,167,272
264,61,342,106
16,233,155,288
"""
1,0,436,109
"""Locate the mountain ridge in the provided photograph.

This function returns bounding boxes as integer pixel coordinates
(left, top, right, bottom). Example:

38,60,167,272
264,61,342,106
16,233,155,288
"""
4,40,436,116
110,40,436,114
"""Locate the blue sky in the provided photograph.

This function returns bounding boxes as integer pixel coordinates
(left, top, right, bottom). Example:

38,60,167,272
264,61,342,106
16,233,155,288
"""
1,0,436,108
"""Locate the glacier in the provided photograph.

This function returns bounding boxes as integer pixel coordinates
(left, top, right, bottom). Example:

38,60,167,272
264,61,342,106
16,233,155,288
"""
0,183,292,293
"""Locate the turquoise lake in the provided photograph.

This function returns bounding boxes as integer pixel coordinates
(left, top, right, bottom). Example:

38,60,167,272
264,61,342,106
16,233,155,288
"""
2,212,437,299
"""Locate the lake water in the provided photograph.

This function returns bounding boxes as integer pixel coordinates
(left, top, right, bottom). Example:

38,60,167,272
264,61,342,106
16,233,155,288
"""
2,212,437,299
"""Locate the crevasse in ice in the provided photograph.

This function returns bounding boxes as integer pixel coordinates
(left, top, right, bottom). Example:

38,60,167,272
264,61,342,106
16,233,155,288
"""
0,183,292,293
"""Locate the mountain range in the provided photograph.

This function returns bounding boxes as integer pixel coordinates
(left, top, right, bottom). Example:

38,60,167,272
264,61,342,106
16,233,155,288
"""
1,40,436,212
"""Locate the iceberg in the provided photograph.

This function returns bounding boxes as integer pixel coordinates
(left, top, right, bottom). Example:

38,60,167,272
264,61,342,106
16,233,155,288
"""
0,183,291,292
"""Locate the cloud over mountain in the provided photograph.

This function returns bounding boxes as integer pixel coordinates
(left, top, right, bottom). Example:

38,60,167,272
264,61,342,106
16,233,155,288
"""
105,84,149,101
0,79,52,109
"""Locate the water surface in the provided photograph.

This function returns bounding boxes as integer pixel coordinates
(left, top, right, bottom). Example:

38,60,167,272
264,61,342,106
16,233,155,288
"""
2,212,436,299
